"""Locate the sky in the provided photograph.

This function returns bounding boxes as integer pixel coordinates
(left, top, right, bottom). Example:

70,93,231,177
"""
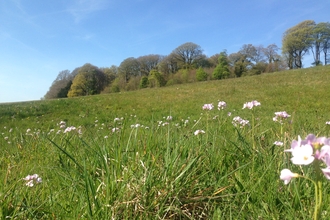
0,0,329,103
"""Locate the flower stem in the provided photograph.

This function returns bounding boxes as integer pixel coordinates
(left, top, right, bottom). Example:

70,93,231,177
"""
313,160,322,220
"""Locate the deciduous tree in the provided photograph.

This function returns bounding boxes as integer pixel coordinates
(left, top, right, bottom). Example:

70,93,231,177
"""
213,51,230,79
118,57,140,82
282,20,315,68
67,63,106,97
172,42,204,69
137,54,163,76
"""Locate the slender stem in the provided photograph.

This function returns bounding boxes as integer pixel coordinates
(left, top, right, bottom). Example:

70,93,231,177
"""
251,110,255,150
313,160,322,220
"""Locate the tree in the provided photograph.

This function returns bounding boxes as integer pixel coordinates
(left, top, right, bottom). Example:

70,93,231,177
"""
137,54,163,76
101,65,118,85
318,22,330,65
67,63,106,97
44,69,77,99
282,20,315,68
139,76,149,88
118,57,140,82
213,51,230,79
172,42,204,69
158,53,178,75
148,70,166,87
196,67,208,81
262,44,282,72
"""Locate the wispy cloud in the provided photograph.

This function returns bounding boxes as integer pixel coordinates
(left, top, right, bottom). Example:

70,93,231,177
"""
67,0,110,23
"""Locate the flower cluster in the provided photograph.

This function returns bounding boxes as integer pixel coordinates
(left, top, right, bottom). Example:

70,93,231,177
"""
280,134,330,184
23,174,42,187
274,141,284,146
232,116,249,128
273,111,291,123
64,126,76,133
202,103,214,110
194,130,205,135
242,100,260,109
217,101,226,110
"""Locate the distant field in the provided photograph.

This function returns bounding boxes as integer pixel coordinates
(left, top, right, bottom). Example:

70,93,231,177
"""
1,65,330,219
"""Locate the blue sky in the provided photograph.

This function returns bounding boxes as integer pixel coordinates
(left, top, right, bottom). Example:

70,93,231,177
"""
0,0,329,103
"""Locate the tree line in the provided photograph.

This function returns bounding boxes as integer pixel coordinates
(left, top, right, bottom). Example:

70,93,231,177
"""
44,20,330,99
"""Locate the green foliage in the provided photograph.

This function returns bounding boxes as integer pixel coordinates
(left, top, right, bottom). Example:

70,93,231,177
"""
68,63,106,97
110,78,121,93
57,80,72,98
282,20,316,69
1,65,330,219
148,70,166,87
196,67,208,81
213,51,230,79
139,76,149,88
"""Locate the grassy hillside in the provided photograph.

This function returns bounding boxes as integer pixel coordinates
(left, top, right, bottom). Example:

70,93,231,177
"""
1,65,330,219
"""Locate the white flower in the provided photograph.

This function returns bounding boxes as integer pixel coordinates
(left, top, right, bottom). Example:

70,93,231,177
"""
280,169,299,185
194,130,205,135
274,141,284,146
202,104,214,110
290,144,315,165
243,100,260,109
166,116,173,121
23,174,42,187
217,101,226,110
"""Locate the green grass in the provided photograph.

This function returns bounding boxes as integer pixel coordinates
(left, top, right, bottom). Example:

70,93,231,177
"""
1,65,330,219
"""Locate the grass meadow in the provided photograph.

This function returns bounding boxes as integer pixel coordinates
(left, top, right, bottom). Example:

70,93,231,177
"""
1,65,330,219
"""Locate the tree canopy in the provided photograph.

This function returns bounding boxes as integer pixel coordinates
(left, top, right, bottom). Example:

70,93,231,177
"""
67,63,106,97
44,19,330,99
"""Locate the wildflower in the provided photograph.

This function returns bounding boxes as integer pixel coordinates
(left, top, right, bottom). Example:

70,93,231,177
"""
202,103,214,110
23,174,42,187
280,169,299,185
130,124,140,128
26,128,31,133
64,126,76,133
274,141,284,146
104,136,108,139
112,127,120,133
114,117,121,122
290,144,315,165
273,111,291,123
166,116,173,121
59,121,66,128
232,116,249,128
242,100,260,109
194,130,205,135
326,121,330,125
217,101,226,110
227,112,232,116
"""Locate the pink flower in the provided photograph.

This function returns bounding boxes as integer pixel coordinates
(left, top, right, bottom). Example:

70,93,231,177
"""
23,174,42,187
64,126,76,133
280,169,299,185
242,100,260,109
232,116,249,128
273,111,291,123
202,104,214,110
217,101,226,110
